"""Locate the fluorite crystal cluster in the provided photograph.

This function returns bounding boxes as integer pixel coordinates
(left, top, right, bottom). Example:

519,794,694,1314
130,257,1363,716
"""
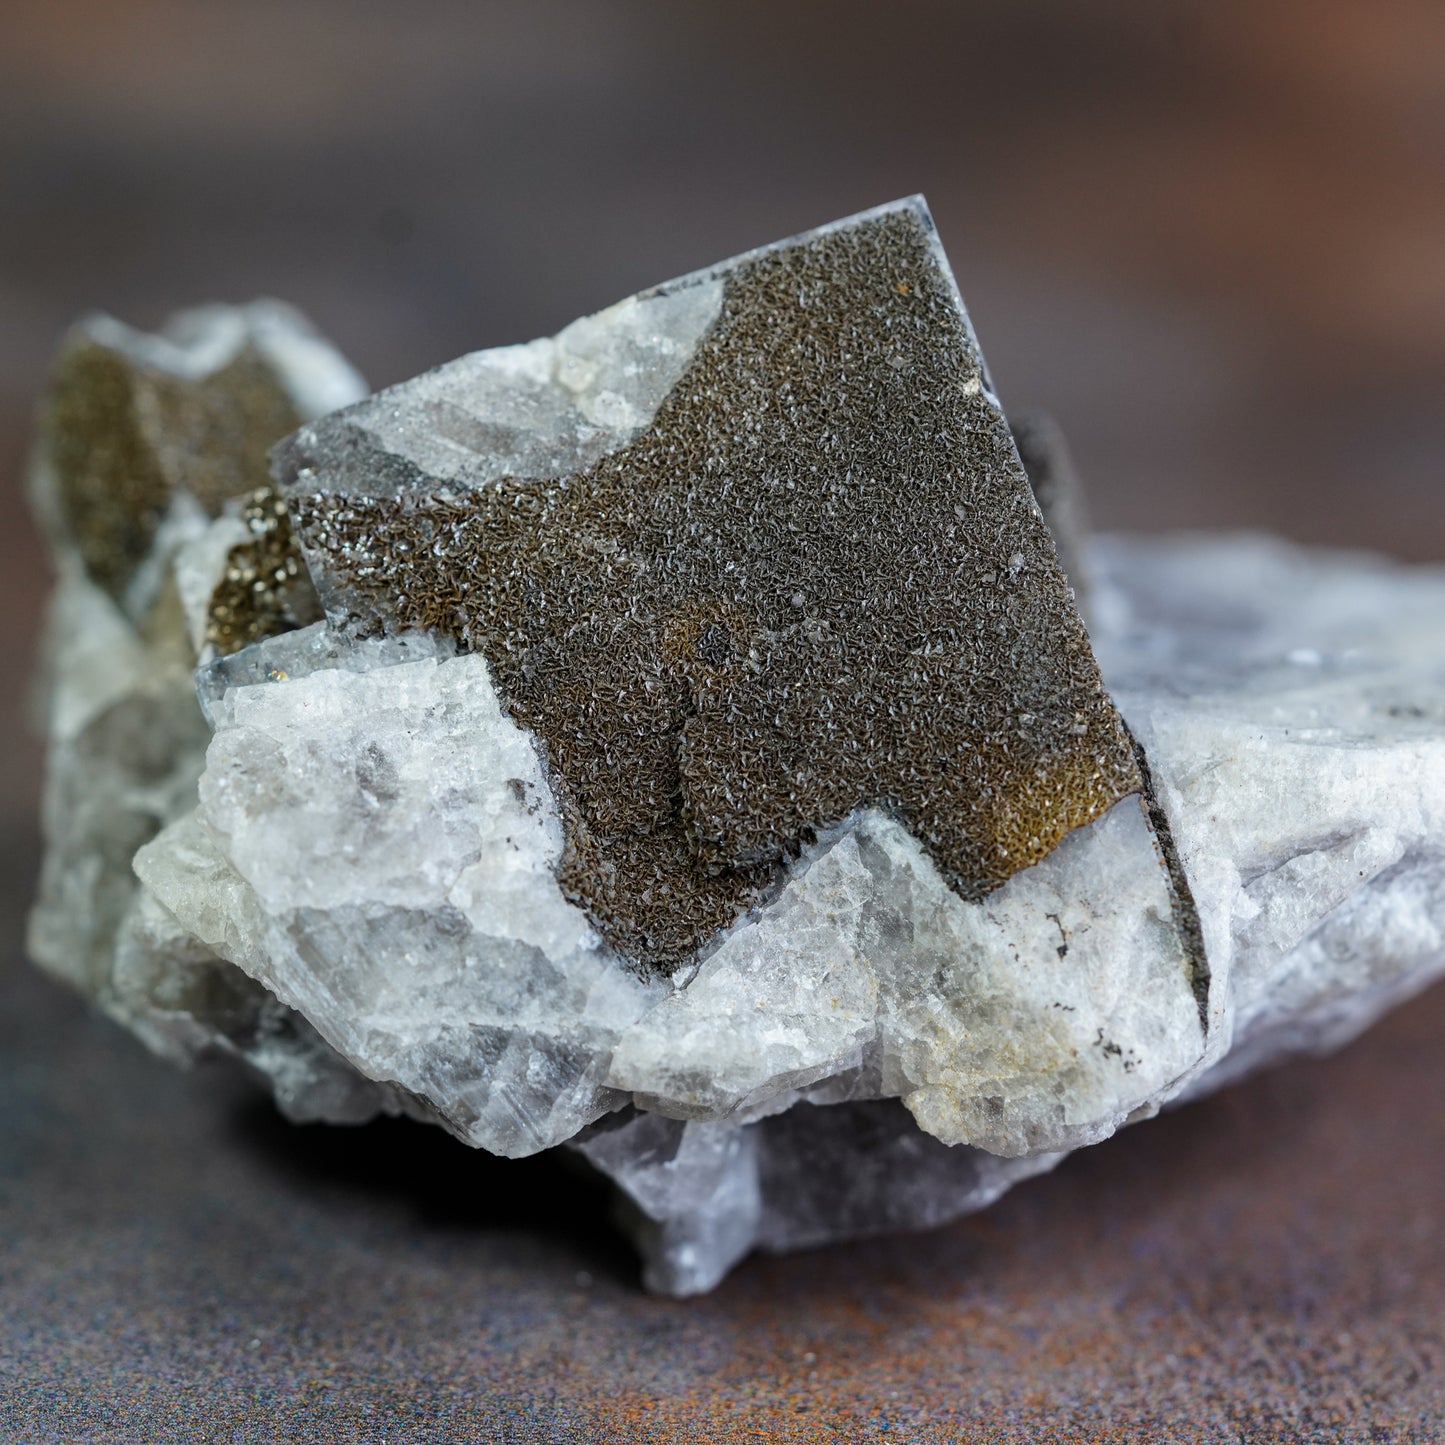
29,199,1445,1294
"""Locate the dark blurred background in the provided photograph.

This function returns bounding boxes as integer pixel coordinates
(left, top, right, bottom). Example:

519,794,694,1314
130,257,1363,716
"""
3,19,1443,610
3,1,1444,812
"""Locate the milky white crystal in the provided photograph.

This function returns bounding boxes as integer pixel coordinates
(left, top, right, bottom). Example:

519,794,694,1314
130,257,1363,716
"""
136,635,662,1157
608,795,1201,1157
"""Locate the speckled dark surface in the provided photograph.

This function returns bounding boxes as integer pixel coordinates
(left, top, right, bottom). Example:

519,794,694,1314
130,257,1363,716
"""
4,819,1444,1442
286,204,1141,972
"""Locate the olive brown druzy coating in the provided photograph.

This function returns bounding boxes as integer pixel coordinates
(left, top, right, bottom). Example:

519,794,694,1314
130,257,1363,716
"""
43,331,302,604
280,200,1142,970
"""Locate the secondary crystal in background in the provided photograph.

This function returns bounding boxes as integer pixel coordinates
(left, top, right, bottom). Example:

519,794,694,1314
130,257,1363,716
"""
27,302,373,1106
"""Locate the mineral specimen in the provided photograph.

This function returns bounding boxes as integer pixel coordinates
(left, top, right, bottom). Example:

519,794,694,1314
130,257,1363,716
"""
29,200,1445,1295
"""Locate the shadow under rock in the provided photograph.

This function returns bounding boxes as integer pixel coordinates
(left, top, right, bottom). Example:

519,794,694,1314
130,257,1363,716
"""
214,978,1445,1309
736,997,1445,1313
224,1085,640,1286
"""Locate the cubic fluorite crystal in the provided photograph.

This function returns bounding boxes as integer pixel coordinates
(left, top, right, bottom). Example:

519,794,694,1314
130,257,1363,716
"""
29,200,1445,1294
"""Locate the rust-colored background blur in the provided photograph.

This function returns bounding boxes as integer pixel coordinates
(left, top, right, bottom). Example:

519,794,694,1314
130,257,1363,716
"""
2,3,1443,1440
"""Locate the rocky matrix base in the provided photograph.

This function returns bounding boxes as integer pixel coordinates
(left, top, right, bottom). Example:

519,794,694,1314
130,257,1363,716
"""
29,200,1445,1294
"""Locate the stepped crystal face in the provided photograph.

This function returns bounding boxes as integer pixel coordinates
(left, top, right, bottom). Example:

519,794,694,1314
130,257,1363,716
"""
29,200,1445,1293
